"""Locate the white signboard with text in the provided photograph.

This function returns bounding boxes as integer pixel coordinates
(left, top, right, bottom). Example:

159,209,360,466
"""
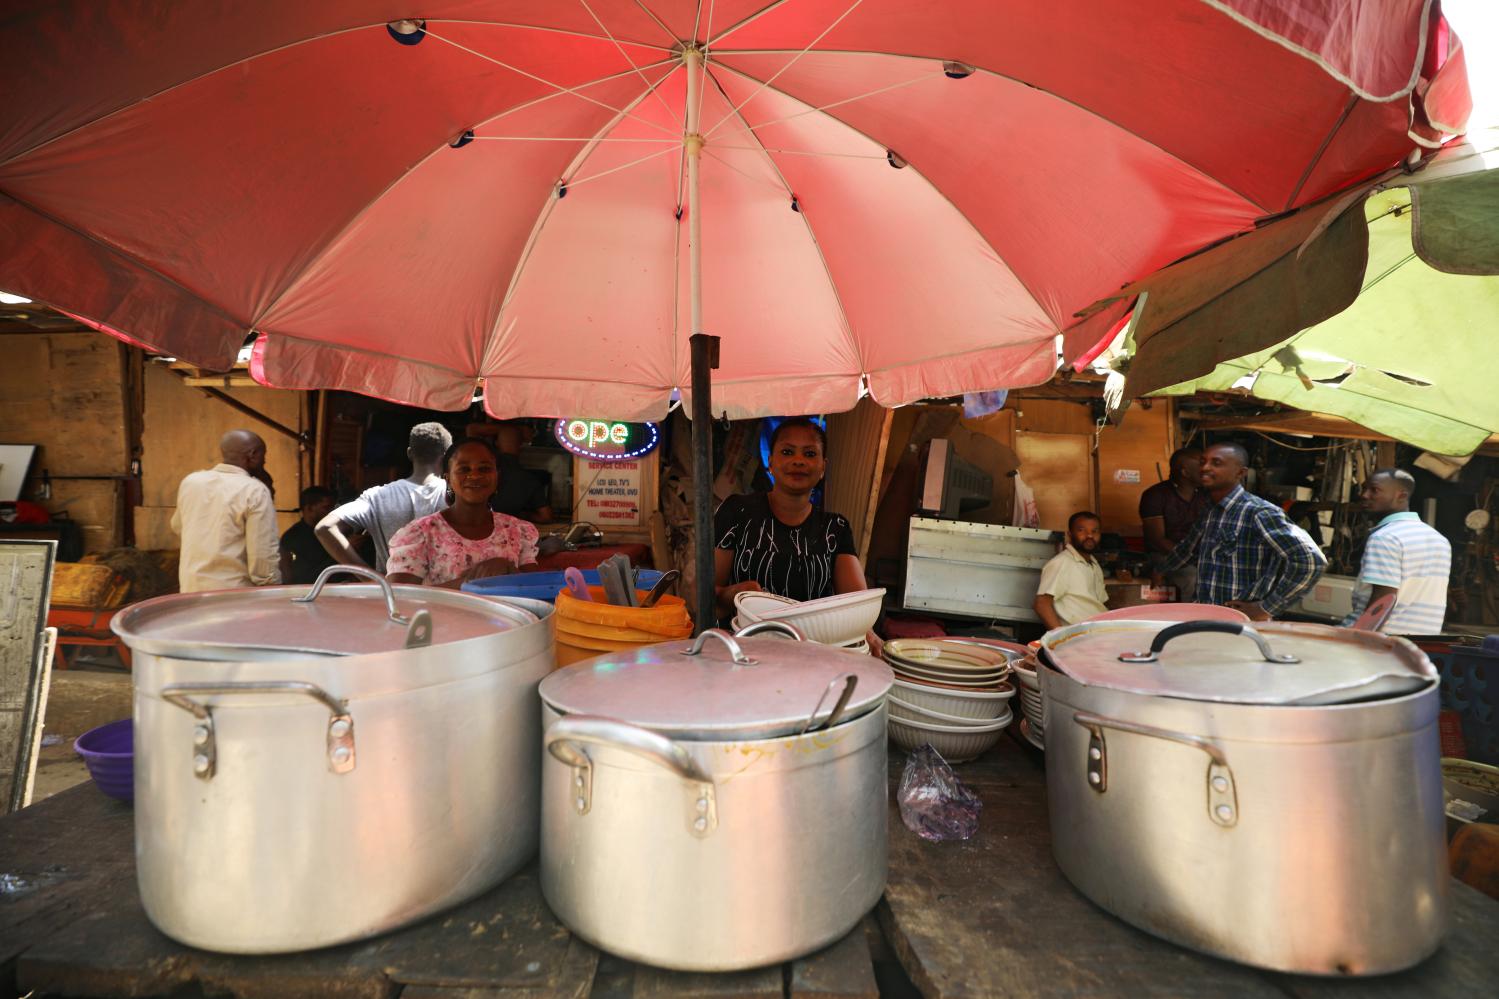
573,458,646,528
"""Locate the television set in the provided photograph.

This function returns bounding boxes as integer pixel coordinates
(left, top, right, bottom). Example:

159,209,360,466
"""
917,439,993,520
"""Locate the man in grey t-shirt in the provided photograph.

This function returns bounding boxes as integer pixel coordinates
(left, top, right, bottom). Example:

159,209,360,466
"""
316,422,452,573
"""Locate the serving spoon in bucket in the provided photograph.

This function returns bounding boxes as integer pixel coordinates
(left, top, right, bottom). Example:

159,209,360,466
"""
639,569,681,608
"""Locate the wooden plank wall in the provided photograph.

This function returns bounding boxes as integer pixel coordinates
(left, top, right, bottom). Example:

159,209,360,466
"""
1096,400,1176,537
135,364,305,551
824,397,893,562
0,333,128,553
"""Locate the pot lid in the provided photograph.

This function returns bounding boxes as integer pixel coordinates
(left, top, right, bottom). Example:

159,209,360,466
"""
1040,620,1437,706
539,629,894,740
113,569,534,660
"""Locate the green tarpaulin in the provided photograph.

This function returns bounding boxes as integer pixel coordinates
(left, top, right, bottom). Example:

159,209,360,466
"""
1145,130,1499,455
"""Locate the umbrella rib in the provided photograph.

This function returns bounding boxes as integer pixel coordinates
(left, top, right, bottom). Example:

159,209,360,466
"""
711,60,1062,332
709,1,792,48
1,190,250,348
485,74,680,368
578,0,684,128
475,136,680,142
426,29,681,139
251,61,676,330
704,0,866,139
631,1,686,47
0,21,675,170
710,49,1272,214
711,145,887,159
732,71,944,135
566,146,680,189
701,149,785,192
1284,94,1359,211
703,68,864,373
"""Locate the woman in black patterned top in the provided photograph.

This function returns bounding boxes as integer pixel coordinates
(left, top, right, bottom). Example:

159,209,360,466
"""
713,417,866,620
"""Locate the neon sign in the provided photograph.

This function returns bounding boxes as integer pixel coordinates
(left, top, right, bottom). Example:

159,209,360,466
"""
554,419,661,461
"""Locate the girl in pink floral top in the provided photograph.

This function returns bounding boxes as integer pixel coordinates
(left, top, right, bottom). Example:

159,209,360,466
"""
386,438,539,588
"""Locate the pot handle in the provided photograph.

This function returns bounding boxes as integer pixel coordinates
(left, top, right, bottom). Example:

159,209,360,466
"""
732,619,806,642
801,673,858,734
293,564,412,627
160,680,355,782
545,715,718,837
1072,711,1238,828
679,628,757,665
1117,621,1299,664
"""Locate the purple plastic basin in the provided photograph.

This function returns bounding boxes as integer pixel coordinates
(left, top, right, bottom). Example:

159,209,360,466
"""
74,718,133,803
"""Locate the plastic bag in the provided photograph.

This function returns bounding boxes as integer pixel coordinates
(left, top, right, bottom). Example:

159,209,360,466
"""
897,744,982,842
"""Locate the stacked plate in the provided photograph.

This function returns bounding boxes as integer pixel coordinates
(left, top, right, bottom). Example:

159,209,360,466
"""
1011,647,1045,749
732,588,885,649
882,639,1017,762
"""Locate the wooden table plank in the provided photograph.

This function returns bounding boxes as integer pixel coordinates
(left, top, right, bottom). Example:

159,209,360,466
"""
881,729,1499,999
788,925,880,999
631,963,784,998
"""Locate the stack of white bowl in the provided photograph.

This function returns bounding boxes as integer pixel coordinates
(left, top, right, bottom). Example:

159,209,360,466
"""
1011,647,1045,749
732,589,884,654
882,639,1017,762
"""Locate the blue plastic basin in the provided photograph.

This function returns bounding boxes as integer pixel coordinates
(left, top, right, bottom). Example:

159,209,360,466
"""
462,568,664,603
74,718,133,803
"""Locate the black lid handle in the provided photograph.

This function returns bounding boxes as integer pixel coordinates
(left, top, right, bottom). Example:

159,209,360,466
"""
1118,620,1299,664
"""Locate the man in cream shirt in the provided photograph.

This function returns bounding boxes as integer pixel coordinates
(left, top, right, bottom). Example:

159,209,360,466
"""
172,430,281,592
1033,511,1109,629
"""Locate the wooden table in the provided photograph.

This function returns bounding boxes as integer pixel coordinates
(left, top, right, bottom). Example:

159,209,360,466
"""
881,732,1499,998
4,734,1497,998
0,785,879,999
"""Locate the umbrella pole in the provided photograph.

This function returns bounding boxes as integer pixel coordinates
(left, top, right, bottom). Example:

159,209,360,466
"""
685,46,719,634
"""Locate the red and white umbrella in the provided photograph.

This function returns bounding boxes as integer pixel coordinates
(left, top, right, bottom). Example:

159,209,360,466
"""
0,0,1470,419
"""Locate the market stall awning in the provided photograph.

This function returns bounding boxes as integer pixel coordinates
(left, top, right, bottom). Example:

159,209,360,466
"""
0,1,1472,418
1140,128,1499,456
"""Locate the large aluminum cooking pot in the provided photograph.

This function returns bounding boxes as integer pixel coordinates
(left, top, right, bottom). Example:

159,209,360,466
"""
114,566,553,953
538,627,893,971
1040,619,1446,976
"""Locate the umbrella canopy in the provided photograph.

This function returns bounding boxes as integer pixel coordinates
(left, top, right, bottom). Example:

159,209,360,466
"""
1148,129,1499,456
0,0,1470,419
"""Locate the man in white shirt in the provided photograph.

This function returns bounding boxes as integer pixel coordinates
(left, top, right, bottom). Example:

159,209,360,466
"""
1033,511,1110,629
316,422,452,573
1343,468,1451,634
172,430,280,593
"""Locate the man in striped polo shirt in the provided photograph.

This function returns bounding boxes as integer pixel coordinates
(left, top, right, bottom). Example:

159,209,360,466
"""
1343,469,1451,634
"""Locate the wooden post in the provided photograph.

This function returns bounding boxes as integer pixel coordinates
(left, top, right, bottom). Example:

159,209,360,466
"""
690,333,720,634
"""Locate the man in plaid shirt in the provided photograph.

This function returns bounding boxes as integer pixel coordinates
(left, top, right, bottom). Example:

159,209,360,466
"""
1158,443,1326,620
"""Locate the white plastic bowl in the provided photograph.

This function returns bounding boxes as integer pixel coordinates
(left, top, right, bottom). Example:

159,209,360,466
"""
733,591,799,620
894,670,1007,689
888,693,1007,725
738,588,885,645
890,676,1015,720
884,639,1015,672
888,709,1013,762
891,662,1008,684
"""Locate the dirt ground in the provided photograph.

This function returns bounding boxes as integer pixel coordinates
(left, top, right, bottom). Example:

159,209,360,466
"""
27,655,132,805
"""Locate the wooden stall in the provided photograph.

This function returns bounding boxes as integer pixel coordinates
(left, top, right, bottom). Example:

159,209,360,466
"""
0,333,132,555
134,363,307,550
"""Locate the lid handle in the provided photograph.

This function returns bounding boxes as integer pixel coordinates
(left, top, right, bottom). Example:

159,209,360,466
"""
800,673,858,734
1117,620,1300,664
293,565,410,626
679,628,757,665
732,620,805,641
